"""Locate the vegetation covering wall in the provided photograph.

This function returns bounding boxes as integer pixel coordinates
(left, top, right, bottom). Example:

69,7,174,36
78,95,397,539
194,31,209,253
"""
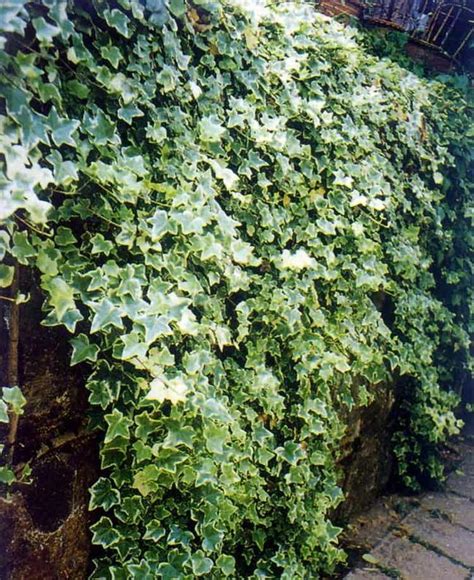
0,0,472,577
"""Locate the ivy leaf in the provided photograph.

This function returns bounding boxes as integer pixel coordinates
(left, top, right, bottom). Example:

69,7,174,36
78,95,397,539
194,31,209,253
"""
44,277,75,319
48,107,79,147
90,299,124,333
163,422,195,449
0,265,14,288
0,1,28,35
104,409,132,443
89,477,121,511
118,105,144,125
36,248,59,277
101,45,123,68
2,387,27,414
55,227,77,246
145,376,189,405
11,232,36,264
204,424,228,454
127,560,153,579
275,441,305,465
32,17,60,44
83,108,120,146
120,333,148,360
216,555,236,576
91,234,114,256
91,516,121,548
0,466,15,485
70,334,100,365
169,0,186,17
199,116,226,142
201,398,233,423
191,551,214,576
202,524,224,552
148,209,169,241
132,464,160,497
66,80,90,99
114,495,144,524
103,9,131,38
143,520,166,542
0,400,9,423
88,379,119,410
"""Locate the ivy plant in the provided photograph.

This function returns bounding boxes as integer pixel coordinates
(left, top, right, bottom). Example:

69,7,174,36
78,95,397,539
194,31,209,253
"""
0,0,472,577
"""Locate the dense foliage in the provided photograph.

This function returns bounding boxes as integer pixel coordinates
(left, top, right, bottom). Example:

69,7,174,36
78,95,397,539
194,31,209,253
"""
0,0,472,576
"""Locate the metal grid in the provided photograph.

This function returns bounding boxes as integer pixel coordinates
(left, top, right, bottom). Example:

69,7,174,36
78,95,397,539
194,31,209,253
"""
363,0,474,61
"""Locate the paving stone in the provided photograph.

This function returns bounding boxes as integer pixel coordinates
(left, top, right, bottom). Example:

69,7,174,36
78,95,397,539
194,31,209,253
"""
459,451,474,476
447,472,474,500
341,495,415,551
370,535,469,580
404,508,474,567
345,568,391,579
420,492,474,531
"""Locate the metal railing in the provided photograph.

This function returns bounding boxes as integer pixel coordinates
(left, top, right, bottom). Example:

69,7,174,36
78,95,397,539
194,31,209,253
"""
363,0,474,61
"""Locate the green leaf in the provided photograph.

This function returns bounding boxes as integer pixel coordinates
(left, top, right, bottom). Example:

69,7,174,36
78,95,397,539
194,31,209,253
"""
128,560,153,579
132,464,161,497
89,477,121,511
47,107,79,147
66,80,90,100
362,554,380,565
91,234,114,256
11,232,36,264
0,400,9,423
36,248,59,277
114,495,144,524
101,45,123,68
163,422,195,449
118,105,144,125
91,516,121,548
104,9,131,38
0,466,15,485
191,551,213,576
169,0,186,17
216,554,236,576
88,379,120,410
83,107,119,146
32,17,60,44
2,386,27,414
90,299,124,333
44,277,75,319
204,424,228,454
143,520,166,542
199,116,226,142
0,265,14,288
104,409,132,443
275,441,305,465
70,334,100,365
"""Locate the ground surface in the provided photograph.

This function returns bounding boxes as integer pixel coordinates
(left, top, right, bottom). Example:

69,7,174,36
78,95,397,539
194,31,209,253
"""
343,417,474,579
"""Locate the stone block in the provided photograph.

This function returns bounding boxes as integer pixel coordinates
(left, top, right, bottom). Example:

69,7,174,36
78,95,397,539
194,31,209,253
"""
371,535,468,580
420,492,474,531
447,472,474,500
404,508,474,567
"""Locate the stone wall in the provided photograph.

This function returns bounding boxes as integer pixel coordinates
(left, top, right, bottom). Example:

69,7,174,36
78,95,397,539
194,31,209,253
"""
0,269,98,580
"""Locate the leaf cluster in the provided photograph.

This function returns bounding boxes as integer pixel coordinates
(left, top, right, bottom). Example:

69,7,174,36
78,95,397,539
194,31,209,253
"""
0,0,472,576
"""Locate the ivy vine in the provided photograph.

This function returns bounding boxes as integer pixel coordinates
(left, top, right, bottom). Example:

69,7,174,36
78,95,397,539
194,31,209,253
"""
0,0,472,577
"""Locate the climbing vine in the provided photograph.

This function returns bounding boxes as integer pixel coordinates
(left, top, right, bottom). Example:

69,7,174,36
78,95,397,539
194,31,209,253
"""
0,0,472,576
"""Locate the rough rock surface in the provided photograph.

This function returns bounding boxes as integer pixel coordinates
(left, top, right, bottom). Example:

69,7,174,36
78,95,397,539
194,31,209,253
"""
336,381,397,519
0,270,98,580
